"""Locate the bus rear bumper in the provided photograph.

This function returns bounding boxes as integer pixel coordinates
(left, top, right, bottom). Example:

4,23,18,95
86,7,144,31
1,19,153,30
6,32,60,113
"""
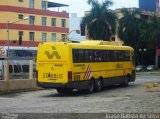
37,82,66,88
37,81,89,90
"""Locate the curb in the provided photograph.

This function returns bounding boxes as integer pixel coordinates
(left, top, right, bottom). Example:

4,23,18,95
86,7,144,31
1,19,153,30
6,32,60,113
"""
137,72,160,75
0,88,44,95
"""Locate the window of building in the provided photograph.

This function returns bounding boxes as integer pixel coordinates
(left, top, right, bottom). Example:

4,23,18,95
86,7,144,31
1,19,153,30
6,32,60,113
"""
61,19,66,27
61,34,66,42
42,1,47,10
9,65,13,73
42,32,47,42
29,0,35,8
51,18,56,27
14,65,21,73
29,16,35,25
51,33,56,42
18,14,24,19
18,0,23,2
22,65,29,73
29,32,35,41
19,31,23,36
42,17,47,26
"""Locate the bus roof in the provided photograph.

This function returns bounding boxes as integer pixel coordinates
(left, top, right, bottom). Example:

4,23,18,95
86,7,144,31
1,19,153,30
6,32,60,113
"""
39,41,133,51
80,40,120,46
69,40,133,50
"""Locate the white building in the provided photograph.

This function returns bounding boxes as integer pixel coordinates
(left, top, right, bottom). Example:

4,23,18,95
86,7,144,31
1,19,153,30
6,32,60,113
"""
69,13,85,41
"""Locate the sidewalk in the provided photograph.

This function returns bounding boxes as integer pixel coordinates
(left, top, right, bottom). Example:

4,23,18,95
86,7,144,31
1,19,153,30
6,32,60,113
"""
136,70,160,75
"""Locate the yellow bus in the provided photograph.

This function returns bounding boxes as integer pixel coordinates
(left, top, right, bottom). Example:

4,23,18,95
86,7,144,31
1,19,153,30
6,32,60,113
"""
36,41,135,94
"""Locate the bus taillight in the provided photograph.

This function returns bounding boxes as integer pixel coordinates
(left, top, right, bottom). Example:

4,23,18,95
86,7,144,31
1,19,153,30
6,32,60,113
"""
68,71,72,81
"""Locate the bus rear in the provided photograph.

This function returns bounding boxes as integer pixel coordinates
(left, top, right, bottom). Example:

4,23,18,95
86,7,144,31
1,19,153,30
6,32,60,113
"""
36,42,72,88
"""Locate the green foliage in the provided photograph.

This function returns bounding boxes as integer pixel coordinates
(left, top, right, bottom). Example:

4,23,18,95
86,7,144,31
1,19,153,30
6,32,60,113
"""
118,9,160,66
118,9,148,50
81,0,117,41
118,9,160,52
148,15,160,49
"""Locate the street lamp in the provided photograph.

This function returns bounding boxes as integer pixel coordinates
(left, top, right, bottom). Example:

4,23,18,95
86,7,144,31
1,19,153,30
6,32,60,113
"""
6,17,29,58
62,30,80,42
139,48,147,65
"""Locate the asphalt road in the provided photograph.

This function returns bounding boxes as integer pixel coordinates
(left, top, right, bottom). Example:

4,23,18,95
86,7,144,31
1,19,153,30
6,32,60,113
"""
0,73,160,118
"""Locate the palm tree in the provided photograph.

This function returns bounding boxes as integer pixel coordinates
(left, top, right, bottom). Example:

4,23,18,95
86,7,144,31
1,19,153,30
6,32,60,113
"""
81,0,116,40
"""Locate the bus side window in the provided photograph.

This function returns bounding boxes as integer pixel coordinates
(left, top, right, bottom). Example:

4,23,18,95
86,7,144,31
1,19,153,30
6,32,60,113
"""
110,51,115,61
107,50,111,61
114,51,118,61
79,50,84,62
117,51,124,61
94,50,102,62
73,49,79,63
98,50,103,61
131,51,135,66
117,51,120,61
125,51,130,61
100,50,109,62
88,50,93,62
85,50,93,62
84,50,89,62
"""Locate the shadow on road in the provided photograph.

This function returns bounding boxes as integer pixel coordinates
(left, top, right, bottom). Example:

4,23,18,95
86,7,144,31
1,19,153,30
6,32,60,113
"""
41,83,139,98
0,83,140,98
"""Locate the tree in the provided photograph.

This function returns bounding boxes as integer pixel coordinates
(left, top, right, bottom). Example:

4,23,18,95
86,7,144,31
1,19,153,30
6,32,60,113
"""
118,9,160,67
118,9,146,50
118,8,150,65
148,16,160,67
81,0,117,40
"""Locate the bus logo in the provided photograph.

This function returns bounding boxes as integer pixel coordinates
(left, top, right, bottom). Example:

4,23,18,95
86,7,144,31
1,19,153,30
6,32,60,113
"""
45,46,61,59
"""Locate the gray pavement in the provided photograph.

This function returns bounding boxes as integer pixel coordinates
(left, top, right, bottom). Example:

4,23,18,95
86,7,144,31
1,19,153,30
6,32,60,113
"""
0,73,160,118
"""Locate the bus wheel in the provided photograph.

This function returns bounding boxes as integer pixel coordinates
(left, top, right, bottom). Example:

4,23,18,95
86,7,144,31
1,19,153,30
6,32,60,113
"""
120,76,129,87
56,88,73,94
86,80,94,94
94,79,102,92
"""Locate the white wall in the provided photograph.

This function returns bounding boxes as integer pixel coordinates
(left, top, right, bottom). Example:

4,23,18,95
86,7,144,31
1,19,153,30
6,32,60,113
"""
69,13,85,41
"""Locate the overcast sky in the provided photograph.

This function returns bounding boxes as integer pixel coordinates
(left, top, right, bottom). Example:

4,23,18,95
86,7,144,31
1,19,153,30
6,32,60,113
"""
50,0,139,17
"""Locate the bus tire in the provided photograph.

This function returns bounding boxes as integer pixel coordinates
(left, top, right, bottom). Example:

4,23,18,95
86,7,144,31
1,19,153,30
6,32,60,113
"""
94,79,103,92
86,80,94,94
56,88,73,94
120,76,129,87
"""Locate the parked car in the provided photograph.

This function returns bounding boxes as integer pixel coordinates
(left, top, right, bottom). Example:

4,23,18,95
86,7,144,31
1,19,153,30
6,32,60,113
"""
136,65,147,72
146,65,157,71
